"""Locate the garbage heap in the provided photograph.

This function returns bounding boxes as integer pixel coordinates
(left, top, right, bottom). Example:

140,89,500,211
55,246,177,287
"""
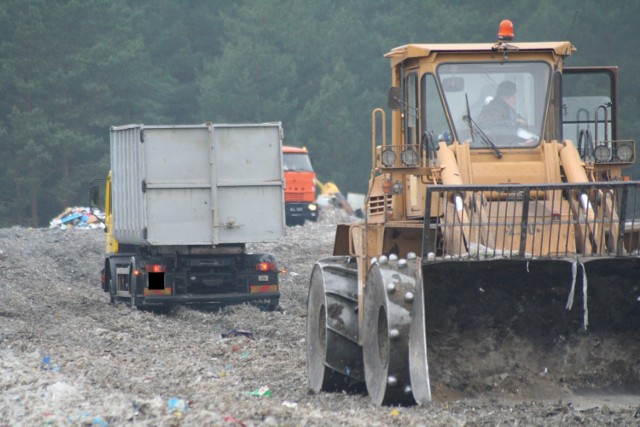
49,207,106,230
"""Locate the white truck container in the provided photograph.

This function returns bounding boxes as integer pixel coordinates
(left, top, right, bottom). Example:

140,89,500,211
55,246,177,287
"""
98,123,285,309
110,123,285,245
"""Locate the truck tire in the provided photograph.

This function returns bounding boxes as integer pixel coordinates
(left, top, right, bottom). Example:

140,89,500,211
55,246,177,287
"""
266,298,280,311
109,277,116,304
108,262,117,304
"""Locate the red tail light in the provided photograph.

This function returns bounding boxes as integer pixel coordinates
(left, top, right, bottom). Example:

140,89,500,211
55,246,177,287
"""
145,264,166,273
256,262,276,272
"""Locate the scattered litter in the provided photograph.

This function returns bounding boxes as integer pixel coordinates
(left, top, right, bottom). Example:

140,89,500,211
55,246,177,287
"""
45,381,78,401
390,409,400,416
224,415,247,426
41,356,61,373
132,400,142,416
92,416,109,427
49,207,105,230
67,410,93,424
245,386,272,398
167,397,188,414
282,401,297,409
239,351,251,359
215,364,234,378
221,329,255,340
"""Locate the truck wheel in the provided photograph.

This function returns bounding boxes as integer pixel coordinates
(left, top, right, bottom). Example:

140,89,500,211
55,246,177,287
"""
109,277,116,304
108,262,117,304
266,298,280,311
129,272,143,309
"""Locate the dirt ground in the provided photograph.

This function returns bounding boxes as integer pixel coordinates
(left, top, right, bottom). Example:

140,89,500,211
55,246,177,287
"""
1,212,640,426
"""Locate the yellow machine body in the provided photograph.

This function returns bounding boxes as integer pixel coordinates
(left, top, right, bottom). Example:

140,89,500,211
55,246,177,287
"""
307,26,640,406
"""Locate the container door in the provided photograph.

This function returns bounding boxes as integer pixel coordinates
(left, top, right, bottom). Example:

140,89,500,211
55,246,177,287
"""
143,125,214,245
212,123,285,244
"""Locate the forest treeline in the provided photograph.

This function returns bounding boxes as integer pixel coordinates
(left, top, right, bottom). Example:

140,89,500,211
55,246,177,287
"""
1,0,638,226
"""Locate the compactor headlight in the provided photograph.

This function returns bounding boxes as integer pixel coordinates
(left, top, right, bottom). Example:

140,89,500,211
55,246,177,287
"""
594,145,611,162
308,204,317,212
617,143,633,162
392,181,403,195
400,148,419,166
381,148,396,167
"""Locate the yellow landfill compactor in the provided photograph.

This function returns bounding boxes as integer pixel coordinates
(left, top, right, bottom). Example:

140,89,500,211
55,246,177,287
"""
306,20,640,405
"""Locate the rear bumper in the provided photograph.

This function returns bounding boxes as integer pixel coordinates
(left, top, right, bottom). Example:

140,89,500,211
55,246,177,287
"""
141,291,280,304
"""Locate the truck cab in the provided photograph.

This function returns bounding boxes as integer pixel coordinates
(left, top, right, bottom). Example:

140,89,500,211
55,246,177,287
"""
283,145,318,225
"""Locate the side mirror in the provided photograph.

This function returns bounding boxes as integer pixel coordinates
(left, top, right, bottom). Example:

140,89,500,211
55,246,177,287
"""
90,185,101,209
387,87,402,110
441,77,465,92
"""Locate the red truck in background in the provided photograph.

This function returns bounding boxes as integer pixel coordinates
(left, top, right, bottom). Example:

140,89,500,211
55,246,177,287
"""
283,146,317,225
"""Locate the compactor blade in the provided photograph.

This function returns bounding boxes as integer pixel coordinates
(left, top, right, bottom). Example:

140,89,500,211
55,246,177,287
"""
421,258,640,398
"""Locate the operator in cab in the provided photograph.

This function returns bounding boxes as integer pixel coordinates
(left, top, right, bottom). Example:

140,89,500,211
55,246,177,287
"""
478,81,523,126
478,80,537,147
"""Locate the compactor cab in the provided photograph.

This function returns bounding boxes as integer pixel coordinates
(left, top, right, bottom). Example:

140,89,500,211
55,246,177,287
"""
307,21,640,405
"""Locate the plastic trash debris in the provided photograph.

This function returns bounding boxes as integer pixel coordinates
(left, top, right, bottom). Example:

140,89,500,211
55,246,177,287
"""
282,401,297,408
49,207,106,230
67,410,93,424
224,416,247,426
167,397,188,414
239,351,251,359
92,416,109,427
245,386,272,398
45,381,77,401
61,212,83,224
221,329,255,340
217,364,234,378
41,356,61,373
